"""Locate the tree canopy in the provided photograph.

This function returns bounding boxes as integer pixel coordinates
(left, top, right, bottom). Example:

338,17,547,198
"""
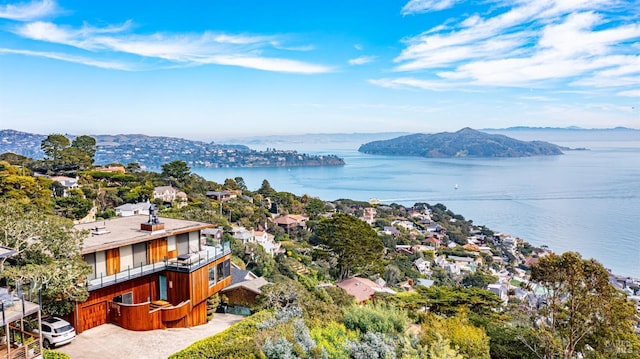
530,251,640,358
313,213,384,280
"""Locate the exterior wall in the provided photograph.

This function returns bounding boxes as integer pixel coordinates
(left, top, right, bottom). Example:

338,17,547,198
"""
74,274,159,333
223,287,259,306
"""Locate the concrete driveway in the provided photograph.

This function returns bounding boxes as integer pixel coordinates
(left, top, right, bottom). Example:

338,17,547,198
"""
57,314,244,359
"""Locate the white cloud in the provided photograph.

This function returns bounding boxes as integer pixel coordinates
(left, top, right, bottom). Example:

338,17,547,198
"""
0,0,57,21
348,56,376,65
401,0,459,15
0,48,133,70
11,21,333,74
617,90,640,97
369,77,454,91
390,0,639,92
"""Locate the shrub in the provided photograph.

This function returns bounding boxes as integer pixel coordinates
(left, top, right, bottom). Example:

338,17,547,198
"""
169,311,272,359
343,304,409,335
43,350,71,359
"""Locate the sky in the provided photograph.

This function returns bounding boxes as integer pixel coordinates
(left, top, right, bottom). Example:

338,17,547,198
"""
0,0,639,140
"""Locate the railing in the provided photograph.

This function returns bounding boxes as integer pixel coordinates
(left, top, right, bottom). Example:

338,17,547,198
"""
87,242,231,290
0,330,41,359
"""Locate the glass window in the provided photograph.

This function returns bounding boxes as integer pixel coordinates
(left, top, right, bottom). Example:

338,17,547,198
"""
208,266,217,287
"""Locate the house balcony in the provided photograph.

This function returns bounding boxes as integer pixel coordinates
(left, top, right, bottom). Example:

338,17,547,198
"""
0,289,43,359
87,242,231,291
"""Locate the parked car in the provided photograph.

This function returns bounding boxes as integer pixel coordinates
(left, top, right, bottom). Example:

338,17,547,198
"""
33,317,76,348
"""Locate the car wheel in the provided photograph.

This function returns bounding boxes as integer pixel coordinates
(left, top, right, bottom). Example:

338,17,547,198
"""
43,339,51,349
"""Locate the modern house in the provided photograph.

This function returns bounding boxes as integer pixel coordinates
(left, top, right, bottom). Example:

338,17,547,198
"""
0,246,43,359
71,215,232,333
337,277,396,304
272,214,308,232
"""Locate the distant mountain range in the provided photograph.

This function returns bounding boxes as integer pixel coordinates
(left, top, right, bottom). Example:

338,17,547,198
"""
358,128,565,158
482,126,640,132
0,130,345,168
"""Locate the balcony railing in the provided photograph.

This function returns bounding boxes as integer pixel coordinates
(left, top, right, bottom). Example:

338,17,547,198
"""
87,242,231,290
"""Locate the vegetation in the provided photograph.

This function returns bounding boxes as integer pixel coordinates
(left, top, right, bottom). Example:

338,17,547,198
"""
359,127,564,158
0,133,638,358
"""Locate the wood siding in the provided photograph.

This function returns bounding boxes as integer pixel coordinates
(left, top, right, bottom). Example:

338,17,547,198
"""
223,287,260,306
189,300,208,327
106,248,120,275
149,238,168,263
75,274,159,333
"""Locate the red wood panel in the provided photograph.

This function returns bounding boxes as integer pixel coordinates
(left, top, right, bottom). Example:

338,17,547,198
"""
189,300,208,327
78,301,107,333
165,271,190,305
106,248,120,275
77,274,159,333
117,302,162,331
149,238,168,263
161,300,190,322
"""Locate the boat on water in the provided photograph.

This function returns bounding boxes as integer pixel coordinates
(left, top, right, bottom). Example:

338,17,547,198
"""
454,184,459,190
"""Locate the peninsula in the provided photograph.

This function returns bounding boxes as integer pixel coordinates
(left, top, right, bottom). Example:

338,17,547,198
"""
0,130,345,169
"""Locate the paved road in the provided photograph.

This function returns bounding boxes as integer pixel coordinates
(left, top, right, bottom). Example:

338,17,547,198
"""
57,314,244,359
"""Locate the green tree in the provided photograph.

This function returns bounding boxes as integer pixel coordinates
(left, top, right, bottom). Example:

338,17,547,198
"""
421,312,490,359
313,213,384,280
0,201,91,315
70,135,96,169
530,252,640,358
40,134,70,165
161,160,190,185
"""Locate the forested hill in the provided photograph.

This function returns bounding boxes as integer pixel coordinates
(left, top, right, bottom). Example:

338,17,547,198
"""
358,127,564,158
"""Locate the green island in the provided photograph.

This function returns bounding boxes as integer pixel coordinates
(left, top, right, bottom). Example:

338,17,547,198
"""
1,134,639,359
358,128,565,158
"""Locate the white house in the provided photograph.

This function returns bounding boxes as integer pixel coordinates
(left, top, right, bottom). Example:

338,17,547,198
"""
115,202,151,217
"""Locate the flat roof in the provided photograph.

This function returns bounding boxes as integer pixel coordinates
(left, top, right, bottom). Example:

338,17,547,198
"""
75,215,213,254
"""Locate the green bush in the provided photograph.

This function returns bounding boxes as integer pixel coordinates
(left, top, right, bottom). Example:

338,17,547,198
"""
43,350,71,359
343,304,409,335
169,311,272,359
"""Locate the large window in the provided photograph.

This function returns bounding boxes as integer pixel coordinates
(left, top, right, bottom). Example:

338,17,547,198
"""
208,266,217,287
217,259,231,281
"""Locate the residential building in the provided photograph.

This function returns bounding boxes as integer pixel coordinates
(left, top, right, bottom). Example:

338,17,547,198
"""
220,264,269,307
152,186,188,208
361,207,376,225
337,277,396,304
115,202,151,217
0,246,44,359
272,214,308,232
72,215,232,333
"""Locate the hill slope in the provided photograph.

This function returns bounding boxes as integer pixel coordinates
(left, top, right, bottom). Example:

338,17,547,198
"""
358,128,564,158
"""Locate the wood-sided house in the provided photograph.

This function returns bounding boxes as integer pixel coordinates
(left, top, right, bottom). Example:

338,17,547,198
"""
71,215,232,333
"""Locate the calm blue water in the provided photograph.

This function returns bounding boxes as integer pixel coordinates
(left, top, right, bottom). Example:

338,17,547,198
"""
194,130,640,277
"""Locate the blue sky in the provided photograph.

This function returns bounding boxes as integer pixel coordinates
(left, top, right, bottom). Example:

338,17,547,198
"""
0,0,639,140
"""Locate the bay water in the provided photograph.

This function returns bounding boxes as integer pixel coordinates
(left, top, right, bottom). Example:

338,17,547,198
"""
194,130,640,278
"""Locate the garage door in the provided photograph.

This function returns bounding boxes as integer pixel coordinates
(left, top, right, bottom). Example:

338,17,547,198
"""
79,301,107,332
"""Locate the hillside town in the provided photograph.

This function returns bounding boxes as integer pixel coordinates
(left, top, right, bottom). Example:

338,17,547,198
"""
0,134,638,358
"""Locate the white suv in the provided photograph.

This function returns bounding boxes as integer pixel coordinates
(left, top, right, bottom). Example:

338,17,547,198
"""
35,317,76,348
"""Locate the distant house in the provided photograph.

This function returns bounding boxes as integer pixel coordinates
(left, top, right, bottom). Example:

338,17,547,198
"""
415,279,435,288
272,214,308,232
48,175,79,196
413,257,431,275
395,245,413,255
361,207,376,225
221,264,270,307
153,186,188,207
93,165,125,173
115,201,151,217
487,283,509,304
423,237,441,249
337,277,396,304
205,190,238,202
383,226,401,237
231,227,282,256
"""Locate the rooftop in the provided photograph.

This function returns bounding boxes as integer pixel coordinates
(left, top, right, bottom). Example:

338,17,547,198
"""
75,215,213,254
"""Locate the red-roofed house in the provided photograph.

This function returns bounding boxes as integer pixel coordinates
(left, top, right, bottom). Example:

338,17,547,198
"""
336,277,396,304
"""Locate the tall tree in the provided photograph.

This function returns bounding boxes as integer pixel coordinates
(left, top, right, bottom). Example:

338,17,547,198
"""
70,135,97,169
313,213,384,280
530,252,640,358
161,160,190,185
40,134,70,164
